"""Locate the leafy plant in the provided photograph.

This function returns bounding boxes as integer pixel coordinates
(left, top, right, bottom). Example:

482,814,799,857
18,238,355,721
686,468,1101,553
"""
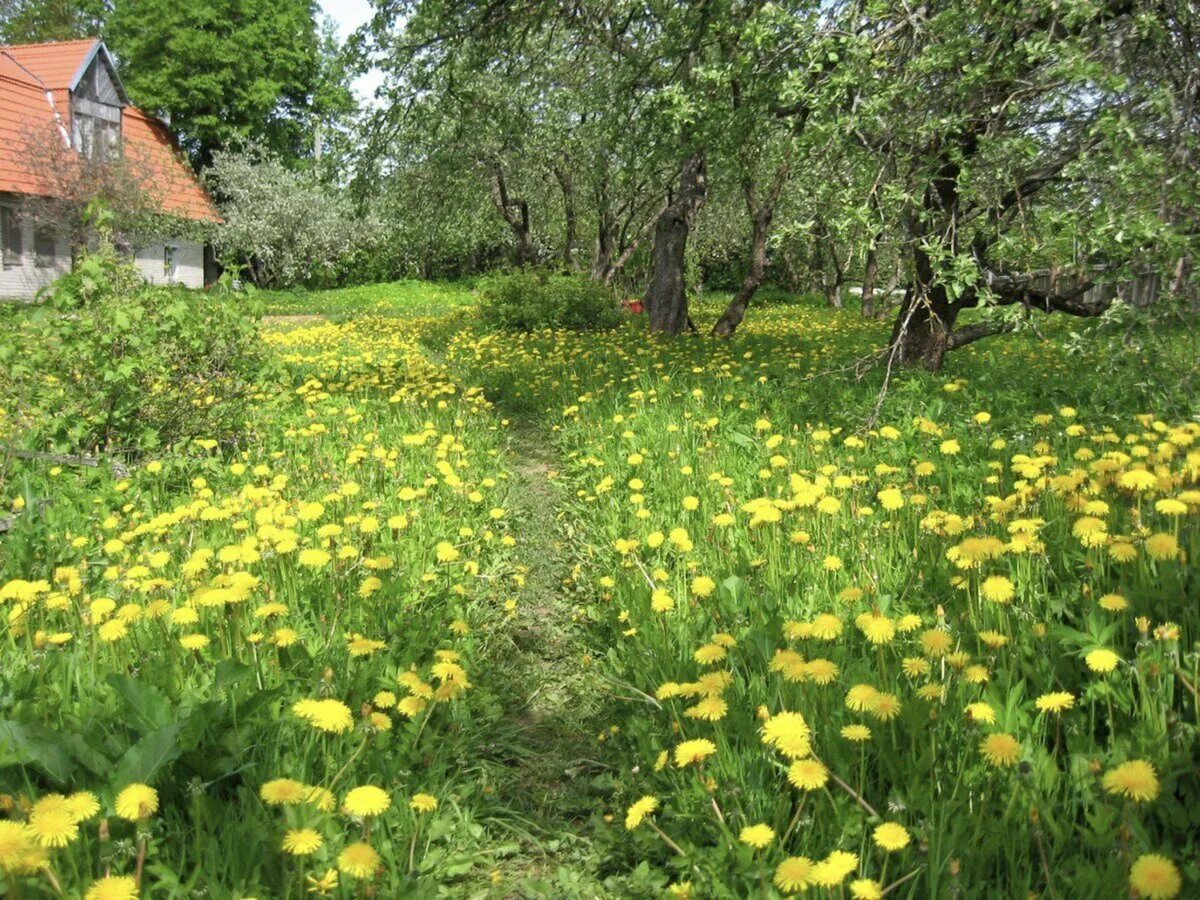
477,270,621,332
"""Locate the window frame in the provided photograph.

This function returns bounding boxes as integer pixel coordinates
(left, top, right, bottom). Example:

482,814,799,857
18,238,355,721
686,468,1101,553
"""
1,204,23,269
33,225,57,269
163,243,178,280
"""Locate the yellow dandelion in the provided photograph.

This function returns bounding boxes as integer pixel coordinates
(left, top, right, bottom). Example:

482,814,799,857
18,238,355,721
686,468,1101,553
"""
739,823,774,849
1129,853,1181,899
873,821,911,851
624,795,658,830
1102,760,1159,803
282,828,324,856
114,783,159,820
979,733,1021,768
342,786,391,817
337,842,381,878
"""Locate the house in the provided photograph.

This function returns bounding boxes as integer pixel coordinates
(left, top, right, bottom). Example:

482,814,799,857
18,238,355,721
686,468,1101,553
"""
0,38,219,300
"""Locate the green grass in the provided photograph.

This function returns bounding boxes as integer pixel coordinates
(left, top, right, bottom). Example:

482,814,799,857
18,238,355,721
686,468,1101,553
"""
1,283,1198,898
257,279,478,318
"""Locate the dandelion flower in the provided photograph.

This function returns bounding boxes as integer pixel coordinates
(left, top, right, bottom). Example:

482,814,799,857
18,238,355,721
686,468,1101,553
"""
293,698,354,733
409,793,438,813
1098,593,1128,612
29,808,78,847
851,880,883,900
980,576,1015,604
761,711,812,759
856,613,895,644
787,758,829,791
739,823,774,849
114,784,159,820
841,724,872,742
298,548,332,567
774,856,814,893
65,792,101,822
1129,853,1182,898
282,828,324,855
1144,533,1178,561
343,786,391,817
684,696,728,721
337,842,381,878
1035,692,1075,714
674,739,717,767
868,692,902,721
84,875,139,900
1103,760,1159,802
979,733,1021,768
261,778,307,805
625,795,658,830
811,850,858,887
0,821,37,871
873,822,911,851
846,684,879,712
1085,648,1120,674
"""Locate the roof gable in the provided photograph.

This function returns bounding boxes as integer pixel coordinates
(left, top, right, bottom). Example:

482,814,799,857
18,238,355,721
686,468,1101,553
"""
70,43,129,106
0,39,218,223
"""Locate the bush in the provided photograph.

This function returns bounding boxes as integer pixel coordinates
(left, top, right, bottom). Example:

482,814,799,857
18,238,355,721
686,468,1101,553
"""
477,270,622,332
0,241,266,456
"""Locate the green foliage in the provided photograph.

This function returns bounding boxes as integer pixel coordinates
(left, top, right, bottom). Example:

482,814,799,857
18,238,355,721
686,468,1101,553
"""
106,0,330,165
0,239,265,455
477,270,622,332
0,0,106,43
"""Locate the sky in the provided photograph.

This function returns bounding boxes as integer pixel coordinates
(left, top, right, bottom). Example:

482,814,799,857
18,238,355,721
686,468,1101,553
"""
320,0,385,104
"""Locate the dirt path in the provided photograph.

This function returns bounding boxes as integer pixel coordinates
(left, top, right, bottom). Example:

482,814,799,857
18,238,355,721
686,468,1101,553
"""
472,424,612,895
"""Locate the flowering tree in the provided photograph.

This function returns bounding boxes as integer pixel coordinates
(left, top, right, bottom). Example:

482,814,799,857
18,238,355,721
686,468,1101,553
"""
205,147,369,288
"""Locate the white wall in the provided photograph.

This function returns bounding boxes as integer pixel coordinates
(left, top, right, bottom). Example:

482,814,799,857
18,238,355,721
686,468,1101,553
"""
133,239,205,289
1,198,209,300
0,210,71,301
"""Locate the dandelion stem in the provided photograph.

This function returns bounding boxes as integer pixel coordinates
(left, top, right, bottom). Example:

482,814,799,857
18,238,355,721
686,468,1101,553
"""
819,757,880,819
648,821,687,857
781,796,807,845
881,867,923,896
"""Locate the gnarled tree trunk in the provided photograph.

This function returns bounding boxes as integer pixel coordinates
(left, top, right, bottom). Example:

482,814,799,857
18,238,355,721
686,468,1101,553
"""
860,233,881,318
643,152,706,334
554,165,580,271
489,163,537,267
713,152,791,338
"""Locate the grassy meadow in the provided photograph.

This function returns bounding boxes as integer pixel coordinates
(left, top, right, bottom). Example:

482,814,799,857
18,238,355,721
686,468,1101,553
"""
0,284,1197,898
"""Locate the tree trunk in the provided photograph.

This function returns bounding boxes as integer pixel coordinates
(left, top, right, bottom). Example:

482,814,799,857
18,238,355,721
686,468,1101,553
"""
860,235,880,318
1170,253,1192,299
712,213,769,337
643,152,707,334
824,237,846,309
554,166,580,271
888,248,958,371
592,187,614,281
490,164,537,267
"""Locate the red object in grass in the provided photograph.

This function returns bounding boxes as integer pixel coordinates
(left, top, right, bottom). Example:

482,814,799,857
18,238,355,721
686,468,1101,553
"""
625,298,645,314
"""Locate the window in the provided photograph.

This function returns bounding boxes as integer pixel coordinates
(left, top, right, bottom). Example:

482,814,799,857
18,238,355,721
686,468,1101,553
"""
163,244,178,280
34,227,56,268
73,111,122,161
1,206,22,268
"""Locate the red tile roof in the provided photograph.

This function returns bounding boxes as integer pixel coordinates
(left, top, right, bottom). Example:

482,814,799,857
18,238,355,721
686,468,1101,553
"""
0,39,219,222
2,38,98,89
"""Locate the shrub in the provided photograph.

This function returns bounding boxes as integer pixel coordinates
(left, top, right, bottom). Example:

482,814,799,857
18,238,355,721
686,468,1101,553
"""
1,240,265,456
477,270,621,332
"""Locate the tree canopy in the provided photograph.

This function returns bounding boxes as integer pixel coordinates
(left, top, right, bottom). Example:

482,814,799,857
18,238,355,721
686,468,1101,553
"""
345,0,1197,368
